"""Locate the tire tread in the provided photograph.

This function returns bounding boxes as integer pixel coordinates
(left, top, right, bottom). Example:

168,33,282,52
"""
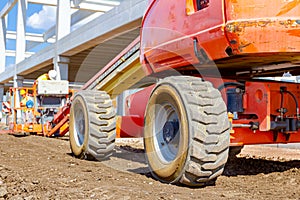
71,90,116,161
157,76,230,187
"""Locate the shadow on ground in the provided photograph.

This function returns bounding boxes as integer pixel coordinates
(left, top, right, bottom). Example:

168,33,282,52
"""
223,156,300,176
113,146,300,178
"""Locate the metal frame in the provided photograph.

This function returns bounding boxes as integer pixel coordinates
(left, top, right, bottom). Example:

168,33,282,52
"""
0,0,146,84
0,0,128,84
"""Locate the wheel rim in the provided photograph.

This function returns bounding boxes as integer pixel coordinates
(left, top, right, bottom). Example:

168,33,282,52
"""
154,102,180,163
73,102,85,146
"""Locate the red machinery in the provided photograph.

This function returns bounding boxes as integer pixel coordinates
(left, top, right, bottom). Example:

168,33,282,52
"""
5,81,72,137
67,0,300,187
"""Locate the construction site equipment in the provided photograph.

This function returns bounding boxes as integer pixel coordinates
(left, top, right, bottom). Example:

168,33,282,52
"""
5,80,72,137
67,0,300,187
5,0,300,187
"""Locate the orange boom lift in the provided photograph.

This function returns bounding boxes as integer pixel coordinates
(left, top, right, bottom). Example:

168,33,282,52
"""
67,0,300,187
5,81,72,137
5,0,300,187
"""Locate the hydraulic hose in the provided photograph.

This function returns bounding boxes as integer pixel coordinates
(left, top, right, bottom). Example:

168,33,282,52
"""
217,82,245,91
280,87,299,117
285,90,299,117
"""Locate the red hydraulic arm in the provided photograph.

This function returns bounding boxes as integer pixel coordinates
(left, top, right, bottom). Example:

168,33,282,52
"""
47,103,70,137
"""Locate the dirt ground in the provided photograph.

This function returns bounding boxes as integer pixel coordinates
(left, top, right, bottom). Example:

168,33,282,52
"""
0,134,300,200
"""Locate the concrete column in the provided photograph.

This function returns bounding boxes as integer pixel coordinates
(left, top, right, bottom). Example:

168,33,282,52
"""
12,75,24,124
11,75,23,124
55,56,69,80
0,84,4,121
54,0,71,80
15,0,27,64
56,0,71,40
15,0,27,121
14,75,24,88
0,18,6,73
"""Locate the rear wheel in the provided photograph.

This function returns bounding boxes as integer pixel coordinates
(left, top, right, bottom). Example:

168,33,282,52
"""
69,90,116,160
144,76,230,186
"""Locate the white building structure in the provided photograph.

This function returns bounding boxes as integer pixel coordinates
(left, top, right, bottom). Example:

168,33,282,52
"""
0,0,147,99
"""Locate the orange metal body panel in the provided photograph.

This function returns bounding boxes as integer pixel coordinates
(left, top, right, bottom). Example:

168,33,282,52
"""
116,116,144,138
140,0,300,74
125,86,154,117
230,81,300,145
13,123,47,135
230,128,300,146
243,81,300,131
47,115,69,137
121,79,300,145
59,122,69,137
225,0,300,55
137,0,300,146
140,0,228,72
53,104,70,124
116,86,154,138
205,77,300,145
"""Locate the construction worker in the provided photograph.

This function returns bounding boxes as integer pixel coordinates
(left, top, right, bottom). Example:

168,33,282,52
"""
34,69,57,85
19,89,34,123
20,89,32,107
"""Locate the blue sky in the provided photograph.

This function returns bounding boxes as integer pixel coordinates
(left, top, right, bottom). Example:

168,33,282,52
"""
0,1,56,67
0,1,56,32
0,1,106,68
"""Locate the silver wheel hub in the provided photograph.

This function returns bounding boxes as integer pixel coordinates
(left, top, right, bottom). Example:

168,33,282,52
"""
74,106,85,146
154,103,180,163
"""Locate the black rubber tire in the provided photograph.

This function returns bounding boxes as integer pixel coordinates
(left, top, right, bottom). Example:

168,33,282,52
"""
69,90,116,160
144,76,230,187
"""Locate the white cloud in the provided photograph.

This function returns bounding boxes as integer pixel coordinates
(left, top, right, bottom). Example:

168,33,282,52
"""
27,6,56,30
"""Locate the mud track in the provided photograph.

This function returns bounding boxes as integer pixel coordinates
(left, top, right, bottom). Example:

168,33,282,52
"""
0,134,300,200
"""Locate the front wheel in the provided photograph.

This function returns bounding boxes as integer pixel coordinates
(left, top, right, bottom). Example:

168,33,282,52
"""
69,90,116,160
144,76,230,187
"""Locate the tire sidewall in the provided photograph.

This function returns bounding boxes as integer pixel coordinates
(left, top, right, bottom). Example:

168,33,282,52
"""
144,84,190,183
69,94,90,157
